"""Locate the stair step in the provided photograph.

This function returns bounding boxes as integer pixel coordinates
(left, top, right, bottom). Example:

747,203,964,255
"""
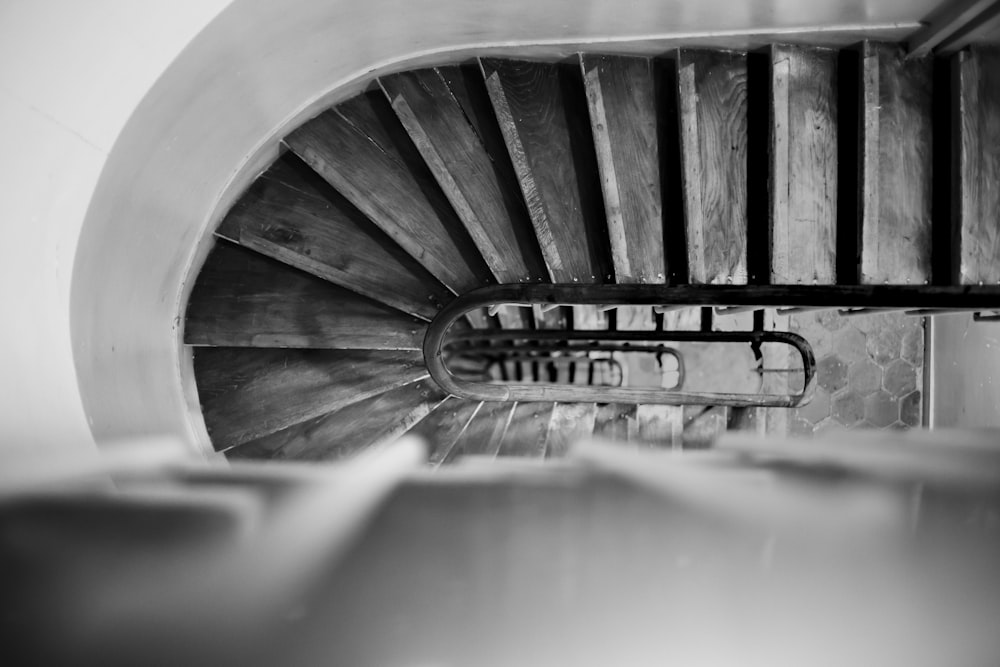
186,241,426,349
581,54,666,284
195,347,426,450
408,397,483,466
226,379,446,461
857,42,934,285
447,401,516,462
285,93,492,293
379,69,547,284
768,44,839,285
545,403,598,458
953,46,1000,285
481,58,611,283
633,404,683,448
676,49,749,285
216,156,450,320
498,402,556,458
593,403,636,441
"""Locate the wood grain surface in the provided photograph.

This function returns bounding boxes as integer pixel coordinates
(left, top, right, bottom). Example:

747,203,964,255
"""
195,347,426,450
954,46,1000,284
632,404,683,448
769,45,839,285
286,93,492,293
407,397,483,466
481,58,611,283
448,401,517,461
858,42,934,285
498,401,556,457
593,403,637,441
216,156,451,320
676,49,749,285
186,241,426,349
545,402,598,457
581,54,665,284
380,69,546,284
226,379,447,460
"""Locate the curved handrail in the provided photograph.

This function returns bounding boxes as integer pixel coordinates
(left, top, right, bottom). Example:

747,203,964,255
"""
424,285,817,407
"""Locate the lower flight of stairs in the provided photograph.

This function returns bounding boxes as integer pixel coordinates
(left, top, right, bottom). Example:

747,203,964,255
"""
184,43,1000,462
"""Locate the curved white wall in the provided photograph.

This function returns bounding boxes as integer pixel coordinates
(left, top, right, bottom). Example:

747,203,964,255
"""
0,0,940,457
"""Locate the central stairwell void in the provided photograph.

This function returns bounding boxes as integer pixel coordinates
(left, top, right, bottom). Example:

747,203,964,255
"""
184,43,1000,461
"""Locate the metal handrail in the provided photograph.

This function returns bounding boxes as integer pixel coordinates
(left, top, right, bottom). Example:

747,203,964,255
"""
424,286,824,407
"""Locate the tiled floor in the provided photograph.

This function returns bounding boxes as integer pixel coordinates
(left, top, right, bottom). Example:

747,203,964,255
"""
786,310,924,435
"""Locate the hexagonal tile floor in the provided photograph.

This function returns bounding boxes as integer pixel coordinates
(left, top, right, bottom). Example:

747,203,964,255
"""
786,310,923,434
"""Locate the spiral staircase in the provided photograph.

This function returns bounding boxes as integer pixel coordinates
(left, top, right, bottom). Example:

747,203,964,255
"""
184,44,1000,462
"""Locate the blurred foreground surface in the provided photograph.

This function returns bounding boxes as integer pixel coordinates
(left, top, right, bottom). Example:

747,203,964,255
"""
1,431,999,666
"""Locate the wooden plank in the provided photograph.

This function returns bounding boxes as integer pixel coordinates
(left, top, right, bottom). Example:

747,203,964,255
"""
858,42,934,285
379,69,546,284
185,241,426,349
480,58,611,283
592,403,636,442
448,401,516,461
545,403,597,458
581,54,665,284
498,402,555,458
769,45,839,285
216,156,450,320
285,93,492,294
226,380,447,461
407,398,482,466
632,404,683,449
194,347,426,450
954,47,1000,284
676,49,749,285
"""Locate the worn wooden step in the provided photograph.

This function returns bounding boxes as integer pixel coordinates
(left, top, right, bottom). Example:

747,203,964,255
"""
226,379,447,461
857,42,934,285
498,402,556,458
953,46,1000,284
632,404,683,448
545,403,598,458
676,49,749,285
195,347,426,450
593,403,636,441
581,54,666,284
481,58,611,283
186,241,426,349
216,156,450,320
379,69,547,284
768,44,839,285
285,92,493,294
447,401,516,462
407,397,483,466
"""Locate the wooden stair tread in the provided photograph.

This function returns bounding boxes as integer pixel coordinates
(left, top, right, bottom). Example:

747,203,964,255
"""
380,69,546,284
285,93,492,294
226,379,447,461
195,347,426,450
676,49,749,285
769,44,839,285
954,46,1000,284
582,54,665,284
498,402,555,458
186,241,426,349
448,401,516,462
593,403,637,442
481,57,611,283
216,156,450,320
407,397,484,466
545,403,598,458
858,42,934,285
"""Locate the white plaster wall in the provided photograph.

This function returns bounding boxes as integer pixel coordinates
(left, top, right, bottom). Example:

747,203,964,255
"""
0,0,942,458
